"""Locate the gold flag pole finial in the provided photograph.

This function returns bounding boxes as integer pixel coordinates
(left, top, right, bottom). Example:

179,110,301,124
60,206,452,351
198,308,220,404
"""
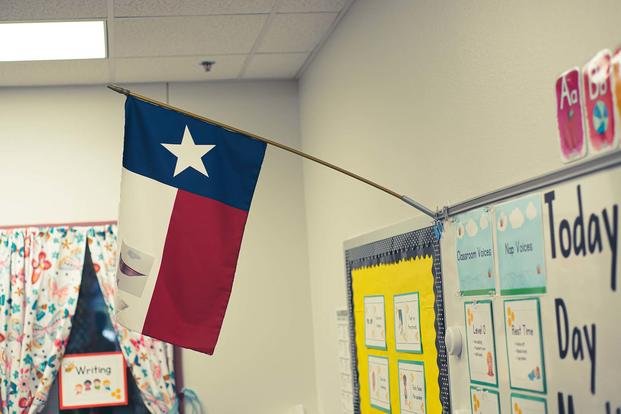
106,83,436,219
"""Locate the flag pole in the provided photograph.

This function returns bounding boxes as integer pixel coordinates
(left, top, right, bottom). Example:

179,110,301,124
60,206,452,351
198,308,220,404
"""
107,84,436,219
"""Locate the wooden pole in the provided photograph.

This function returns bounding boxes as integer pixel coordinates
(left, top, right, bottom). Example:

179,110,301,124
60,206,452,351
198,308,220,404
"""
107,84,436,219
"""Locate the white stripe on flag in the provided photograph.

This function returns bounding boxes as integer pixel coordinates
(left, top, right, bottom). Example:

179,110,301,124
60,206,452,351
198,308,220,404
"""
115,168,177,332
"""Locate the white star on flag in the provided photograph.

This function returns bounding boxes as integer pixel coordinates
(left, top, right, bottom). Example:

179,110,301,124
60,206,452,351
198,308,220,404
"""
162,126,216,177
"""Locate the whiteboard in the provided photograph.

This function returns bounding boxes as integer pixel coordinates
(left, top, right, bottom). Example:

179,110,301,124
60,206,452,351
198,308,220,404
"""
442,165,621,413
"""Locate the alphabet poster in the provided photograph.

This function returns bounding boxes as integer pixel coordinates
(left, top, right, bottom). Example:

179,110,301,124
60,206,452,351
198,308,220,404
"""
504,298,546,393
583,50,618,153
613,49,621,132
59,352,128,409
455,209,496,295
465,301,498,387
495,194,547,295
555,68,586,162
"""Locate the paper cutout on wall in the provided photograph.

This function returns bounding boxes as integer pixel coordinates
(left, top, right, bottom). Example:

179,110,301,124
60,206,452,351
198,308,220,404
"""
495,194,547,295
394,292,422,353
398,360,426,414
504,298,547,393
583,49,618,153
555,68,587,162
464,301,498,387
455,208,496,295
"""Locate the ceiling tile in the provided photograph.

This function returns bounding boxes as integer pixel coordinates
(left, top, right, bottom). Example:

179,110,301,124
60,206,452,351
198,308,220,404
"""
0,0,107,20
278,0,347,13
257,12,337,53
0,59,109,86
114,15,266,57
114,55,246,83
244,53,308,79
114,0,276,17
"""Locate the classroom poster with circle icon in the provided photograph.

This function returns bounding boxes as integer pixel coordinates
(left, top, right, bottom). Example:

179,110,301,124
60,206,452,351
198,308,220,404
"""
495,194,547,296
511,393,547,414
398,360,426,414
364,295,387,350
455,209,496,296
59,352,128,409
464,300,498,387
394,292,422,353
583,49,618,154
471,387,501,414
504,298,546,393
368,355,391,412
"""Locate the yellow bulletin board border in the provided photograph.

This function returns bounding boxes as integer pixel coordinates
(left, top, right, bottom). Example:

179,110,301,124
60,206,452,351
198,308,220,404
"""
344,222,450,413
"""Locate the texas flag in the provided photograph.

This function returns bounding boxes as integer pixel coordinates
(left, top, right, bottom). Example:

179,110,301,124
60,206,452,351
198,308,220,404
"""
115,96,266,354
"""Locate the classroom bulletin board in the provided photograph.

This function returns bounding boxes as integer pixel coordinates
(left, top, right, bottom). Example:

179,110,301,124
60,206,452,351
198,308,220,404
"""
345,221,451,413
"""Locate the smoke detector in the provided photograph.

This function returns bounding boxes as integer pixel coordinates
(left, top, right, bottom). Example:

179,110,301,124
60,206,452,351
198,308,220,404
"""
200,60,216,72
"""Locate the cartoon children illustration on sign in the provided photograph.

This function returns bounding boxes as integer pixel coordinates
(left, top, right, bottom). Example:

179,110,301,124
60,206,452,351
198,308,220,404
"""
84,380,92,391
74,384,83,395
486,352,495,377
398,308,405,338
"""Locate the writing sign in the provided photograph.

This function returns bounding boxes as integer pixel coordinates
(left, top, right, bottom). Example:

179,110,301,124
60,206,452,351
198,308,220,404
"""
398,360,426,414
364,295,386,349
583,49,618,153
368,355,391,412
455,209,496,295
555,68,586,162
471,386,501,414
504,298,546,393
465,301,498,387
59,352,127,409
495,194,547,295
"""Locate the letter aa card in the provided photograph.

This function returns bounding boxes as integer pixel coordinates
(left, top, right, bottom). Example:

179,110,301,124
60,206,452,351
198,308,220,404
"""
555,68,586,162
583,50,618,153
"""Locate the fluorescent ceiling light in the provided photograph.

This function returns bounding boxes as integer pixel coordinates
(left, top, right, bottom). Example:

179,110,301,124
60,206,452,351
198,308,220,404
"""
0,20,106,62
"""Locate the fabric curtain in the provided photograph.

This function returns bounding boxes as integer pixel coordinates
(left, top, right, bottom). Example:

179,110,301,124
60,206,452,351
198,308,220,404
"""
0,227,86,414
87,226,177,414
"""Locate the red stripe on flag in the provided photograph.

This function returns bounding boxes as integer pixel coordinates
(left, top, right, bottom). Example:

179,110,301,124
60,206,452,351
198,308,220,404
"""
143,189,249,354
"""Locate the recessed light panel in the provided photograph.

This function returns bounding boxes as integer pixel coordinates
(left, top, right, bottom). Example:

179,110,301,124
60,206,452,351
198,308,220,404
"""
0,20,106,62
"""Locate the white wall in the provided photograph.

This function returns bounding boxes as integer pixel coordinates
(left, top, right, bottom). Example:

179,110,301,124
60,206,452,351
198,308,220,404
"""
0,80,317,414
298,1,621,413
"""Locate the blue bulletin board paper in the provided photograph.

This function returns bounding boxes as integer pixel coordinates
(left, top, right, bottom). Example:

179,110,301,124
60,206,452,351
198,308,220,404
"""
495,194,547,295
455,208,496,296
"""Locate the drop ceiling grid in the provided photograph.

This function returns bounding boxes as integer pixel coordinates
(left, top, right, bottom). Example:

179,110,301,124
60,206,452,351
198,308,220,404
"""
113,14,268,57
0,0,354,85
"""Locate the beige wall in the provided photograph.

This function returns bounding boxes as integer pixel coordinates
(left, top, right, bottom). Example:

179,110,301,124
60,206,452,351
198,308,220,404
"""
298,1,621,412
0,81,317,414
